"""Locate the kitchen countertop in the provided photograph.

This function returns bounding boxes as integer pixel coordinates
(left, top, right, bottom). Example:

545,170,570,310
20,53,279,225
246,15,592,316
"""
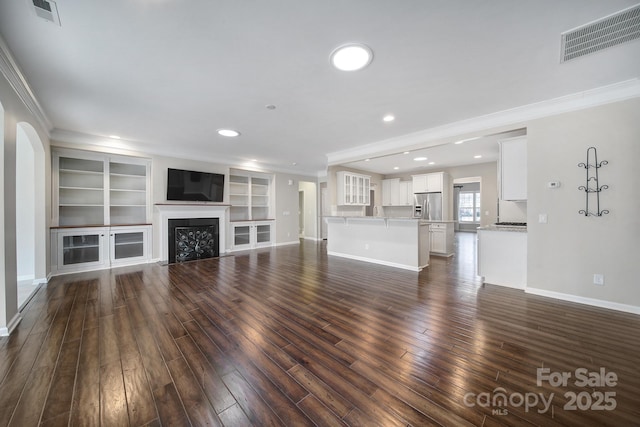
478,225,527,232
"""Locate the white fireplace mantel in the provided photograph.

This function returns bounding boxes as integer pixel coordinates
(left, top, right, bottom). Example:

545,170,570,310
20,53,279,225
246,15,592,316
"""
155,203,229,262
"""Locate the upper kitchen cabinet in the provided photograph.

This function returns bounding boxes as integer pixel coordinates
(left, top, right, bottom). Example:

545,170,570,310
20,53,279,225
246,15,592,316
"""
499,137,527,201
337,171,370,206
412,172,447,193
382,179,413,206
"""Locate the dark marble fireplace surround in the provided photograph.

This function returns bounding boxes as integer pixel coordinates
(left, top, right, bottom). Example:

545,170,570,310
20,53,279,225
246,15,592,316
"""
168,217,219,263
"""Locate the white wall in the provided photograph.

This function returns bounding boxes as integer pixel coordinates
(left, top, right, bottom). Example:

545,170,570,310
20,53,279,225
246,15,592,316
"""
527,98,640,308
0,72,51,335
15,126,35,279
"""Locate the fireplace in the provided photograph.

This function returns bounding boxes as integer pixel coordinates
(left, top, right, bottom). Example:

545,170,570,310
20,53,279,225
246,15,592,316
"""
155,203,229,263
167,218,219,263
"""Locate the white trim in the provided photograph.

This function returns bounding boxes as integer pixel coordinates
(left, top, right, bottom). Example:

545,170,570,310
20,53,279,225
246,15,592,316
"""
526,287,640,315
34,276,48,285
0,35,52,132
327,250,424,272
274,240,301,247
0,313,23,337
17,274,35,282
327,79,640,165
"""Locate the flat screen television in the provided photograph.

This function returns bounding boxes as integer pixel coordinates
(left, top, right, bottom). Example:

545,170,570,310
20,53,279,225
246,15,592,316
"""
167,168,224,202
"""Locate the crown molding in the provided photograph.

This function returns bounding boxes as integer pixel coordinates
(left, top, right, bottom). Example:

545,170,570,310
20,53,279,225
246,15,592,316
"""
326,78,640,165
0,35,52,133
50,128,321,178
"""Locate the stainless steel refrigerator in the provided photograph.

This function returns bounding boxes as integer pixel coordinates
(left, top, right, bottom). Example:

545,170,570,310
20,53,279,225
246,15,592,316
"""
413,192,442,220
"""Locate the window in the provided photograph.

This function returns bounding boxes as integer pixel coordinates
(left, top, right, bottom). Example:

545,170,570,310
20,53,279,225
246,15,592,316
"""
459,191,481,223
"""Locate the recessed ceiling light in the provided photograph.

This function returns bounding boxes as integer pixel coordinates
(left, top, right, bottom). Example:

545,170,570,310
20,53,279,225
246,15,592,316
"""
428,162,435,165
403,151,410,155
474,155,482,159
251,159,257,162
364,158,370,162
393,166,399,170
454,140,464,145
217,129,240,137
330,43,373,71
413,157,428,161
109,135,121,140
383,115,395,122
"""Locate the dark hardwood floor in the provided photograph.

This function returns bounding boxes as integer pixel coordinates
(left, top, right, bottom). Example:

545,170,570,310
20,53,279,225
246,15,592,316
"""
1,233,639,426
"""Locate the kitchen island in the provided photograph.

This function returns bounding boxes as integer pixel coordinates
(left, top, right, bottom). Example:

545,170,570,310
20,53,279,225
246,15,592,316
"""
325,217,430,271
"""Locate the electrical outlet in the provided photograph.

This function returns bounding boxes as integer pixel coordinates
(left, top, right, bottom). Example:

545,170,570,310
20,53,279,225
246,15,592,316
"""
538,213,548,224
364,244,370,250
593,274,604,286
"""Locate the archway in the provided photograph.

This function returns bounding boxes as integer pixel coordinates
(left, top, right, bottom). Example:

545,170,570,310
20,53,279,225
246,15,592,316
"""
15,122,46,308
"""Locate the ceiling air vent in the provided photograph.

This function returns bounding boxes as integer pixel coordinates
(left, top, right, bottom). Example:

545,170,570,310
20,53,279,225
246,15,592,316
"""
560,4,640,62
31,0,61,26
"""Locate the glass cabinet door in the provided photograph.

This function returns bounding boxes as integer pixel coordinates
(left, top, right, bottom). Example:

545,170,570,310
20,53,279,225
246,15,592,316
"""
57,228,108,271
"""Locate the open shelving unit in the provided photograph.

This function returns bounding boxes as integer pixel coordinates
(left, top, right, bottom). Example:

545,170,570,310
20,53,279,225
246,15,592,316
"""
228,169,274,251
51,149,152,274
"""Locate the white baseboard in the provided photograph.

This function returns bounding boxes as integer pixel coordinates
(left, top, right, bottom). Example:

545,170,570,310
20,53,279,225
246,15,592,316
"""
302,236,322,241
525,287,640,315
0,313,23,337
327,250,422,272
275,240,301,247
34,276,48,285
17,274,35,282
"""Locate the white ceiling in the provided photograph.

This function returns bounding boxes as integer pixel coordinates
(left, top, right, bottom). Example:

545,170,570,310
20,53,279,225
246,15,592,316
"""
0,1,638,175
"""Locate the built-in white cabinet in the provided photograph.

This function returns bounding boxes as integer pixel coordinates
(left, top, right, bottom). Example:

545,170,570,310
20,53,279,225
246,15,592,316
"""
228,170,275,251
53,148,151,226
109,226,152,266
412,172,445,193
51,225,151,274
229,221,274,251
336,171,370,206
499,137,527,201
427,222,454,256
382,179,413,206
229,170,273,221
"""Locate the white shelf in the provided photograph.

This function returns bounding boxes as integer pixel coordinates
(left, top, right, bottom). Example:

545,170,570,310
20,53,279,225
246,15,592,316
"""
59,169,103,175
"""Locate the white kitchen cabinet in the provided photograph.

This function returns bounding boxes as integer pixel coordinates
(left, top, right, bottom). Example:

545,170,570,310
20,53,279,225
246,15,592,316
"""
478,228,527,289
499,137,527,201
383,179,413,206
51,224,152,274
336,171,370,206
427,222,455,256
412,172,445,193
382,179,400,206
399,181,413,205
229,221,274,251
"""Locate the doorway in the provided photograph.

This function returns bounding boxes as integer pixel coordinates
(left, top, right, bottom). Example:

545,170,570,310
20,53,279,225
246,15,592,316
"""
15,123,47,309
298,181,318,240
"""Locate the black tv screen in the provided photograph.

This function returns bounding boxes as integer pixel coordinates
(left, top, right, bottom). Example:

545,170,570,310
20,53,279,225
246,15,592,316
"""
167,168,224,202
